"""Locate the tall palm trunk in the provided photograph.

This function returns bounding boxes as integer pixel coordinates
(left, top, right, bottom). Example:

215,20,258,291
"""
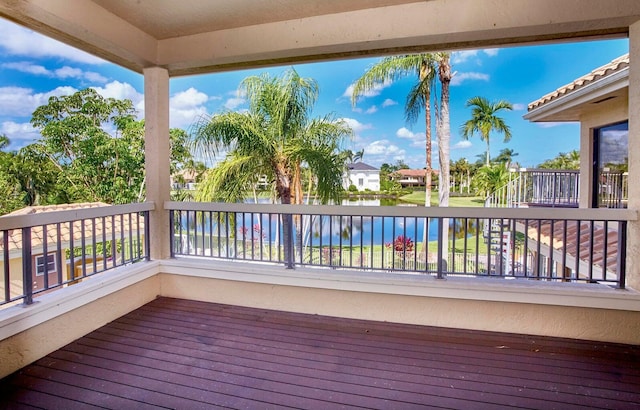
274,163,295,268
485,134,491,166
437,54,452,272
420,61,432,258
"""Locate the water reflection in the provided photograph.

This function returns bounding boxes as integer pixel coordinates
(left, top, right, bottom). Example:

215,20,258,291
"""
179,198,480,248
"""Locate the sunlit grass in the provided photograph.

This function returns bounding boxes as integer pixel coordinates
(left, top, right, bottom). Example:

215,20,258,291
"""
399,191,485,207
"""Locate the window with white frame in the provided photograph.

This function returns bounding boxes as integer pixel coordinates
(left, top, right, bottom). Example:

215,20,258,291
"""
35,253,57,276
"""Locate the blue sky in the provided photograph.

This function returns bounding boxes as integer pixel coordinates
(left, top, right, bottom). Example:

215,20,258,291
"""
0,17,629,169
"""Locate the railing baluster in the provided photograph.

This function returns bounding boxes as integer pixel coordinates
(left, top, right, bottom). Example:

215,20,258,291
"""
92,218,98,274
436,217,444,279
3,231,9,303
43,225,49,290
617,221,627,289
21,227,33,305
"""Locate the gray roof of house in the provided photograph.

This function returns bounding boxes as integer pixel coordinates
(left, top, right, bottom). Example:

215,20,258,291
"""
347,162,378,171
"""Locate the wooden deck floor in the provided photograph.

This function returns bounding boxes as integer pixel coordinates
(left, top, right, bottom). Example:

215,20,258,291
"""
1,297,639,409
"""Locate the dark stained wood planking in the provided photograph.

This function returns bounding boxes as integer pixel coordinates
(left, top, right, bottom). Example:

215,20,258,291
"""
1,297,639,409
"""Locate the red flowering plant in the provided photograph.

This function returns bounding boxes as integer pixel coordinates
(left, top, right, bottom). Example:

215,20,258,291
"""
392,235,414,252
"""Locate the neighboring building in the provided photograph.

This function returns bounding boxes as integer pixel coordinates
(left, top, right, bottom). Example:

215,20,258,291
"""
525,53,629,209
520,54,630,281
343,162,380,191
393,169,439,188
171,169,198,190
0,203,143,298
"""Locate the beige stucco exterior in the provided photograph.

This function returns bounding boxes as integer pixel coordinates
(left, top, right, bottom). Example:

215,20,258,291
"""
578,89,630,208
2,259,640,379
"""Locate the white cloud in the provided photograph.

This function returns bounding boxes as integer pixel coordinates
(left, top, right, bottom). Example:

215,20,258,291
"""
224,97,245,110
343,78,393,100
396,127,417,139
451,48,499,64
365,105,378,114
0,85,77,117
0,20,105,65
223,88,246,110
341,118,373,134
451,72,490,86
512,103,526,111
2,62,49,75
171,87,209,108
396,127,426,147
365,139,405,157
93,81,143,106
92,81,144,118
170,87,210,128
452,50,479,65
452,140,472,149
0,121,40,146
382,98,398,108
54,66,83,78
483,48,499,57
2,62,109,83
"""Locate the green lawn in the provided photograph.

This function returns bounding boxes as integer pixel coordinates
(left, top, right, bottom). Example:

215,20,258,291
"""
399,191,485,207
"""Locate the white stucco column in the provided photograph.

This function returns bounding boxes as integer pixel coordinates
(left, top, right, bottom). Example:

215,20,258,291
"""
144,67,171,260
627,20,640,290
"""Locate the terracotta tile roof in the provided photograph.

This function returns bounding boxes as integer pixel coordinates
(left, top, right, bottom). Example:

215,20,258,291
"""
523,220,619,281
527,54,629,111
1,203,144,253
397,169,426,177
396,169,438,177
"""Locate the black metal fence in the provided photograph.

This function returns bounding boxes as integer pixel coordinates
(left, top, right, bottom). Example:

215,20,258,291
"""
167,202,633,288
0,203,151,307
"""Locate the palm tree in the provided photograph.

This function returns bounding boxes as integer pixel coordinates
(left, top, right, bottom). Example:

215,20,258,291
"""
539,150,580,170
350,54,438,207
472,163,510,200
494,148,519,168
0,134,9,151
461,97,513,167
191,68,352,264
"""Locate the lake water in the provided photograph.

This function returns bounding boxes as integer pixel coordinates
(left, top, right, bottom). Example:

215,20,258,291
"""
182,198,478,247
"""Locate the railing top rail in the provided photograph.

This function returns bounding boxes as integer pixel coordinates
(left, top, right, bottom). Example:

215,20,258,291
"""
164,201,637,221
0,202,155,231
515,168,580,173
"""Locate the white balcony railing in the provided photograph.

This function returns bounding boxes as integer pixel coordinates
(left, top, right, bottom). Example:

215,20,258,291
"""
488,169,629,209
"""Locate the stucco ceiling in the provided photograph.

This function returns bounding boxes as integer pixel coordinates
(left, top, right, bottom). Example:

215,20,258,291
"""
1,0,639,76
91,0,417,39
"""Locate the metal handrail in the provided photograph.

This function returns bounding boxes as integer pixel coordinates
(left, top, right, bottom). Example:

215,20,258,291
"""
166,201,635,289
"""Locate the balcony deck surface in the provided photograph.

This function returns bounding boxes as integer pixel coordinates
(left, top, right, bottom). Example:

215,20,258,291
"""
1,297,639,409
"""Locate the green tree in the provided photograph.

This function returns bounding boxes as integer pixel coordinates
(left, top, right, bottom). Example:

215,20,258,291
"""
450,158,473,194
472,163,510,200
460,96,513,167
30,88,193,204
31,88,139,203
351,54,438,207
494,148,519,168
0,134,9,150
538,150,580,170
190,69,352,262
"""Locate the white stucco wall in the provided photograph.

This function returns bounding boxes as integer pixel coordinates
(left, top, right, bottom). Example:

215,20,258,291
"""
345,170,380,191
